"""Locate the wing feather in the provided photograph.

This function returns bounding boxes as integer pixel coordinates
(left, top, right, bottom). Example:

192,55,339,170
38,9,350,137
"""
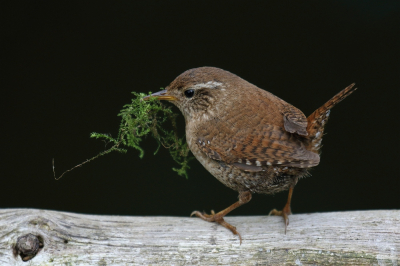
195,121,319,171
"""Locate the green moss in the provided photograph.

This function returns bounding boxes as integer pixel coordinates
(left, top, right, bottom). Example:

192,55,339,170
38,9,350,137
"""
90,91,192,178
54,90,192,180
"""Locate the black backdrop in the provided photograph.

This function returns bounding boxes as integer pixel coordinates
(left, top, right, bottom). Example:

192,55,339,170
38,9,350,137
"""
2,1,399,217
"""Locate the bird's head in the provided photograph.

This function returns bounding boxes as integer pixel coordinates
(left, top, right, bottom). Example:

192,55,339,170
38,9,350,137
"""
144,67,244,121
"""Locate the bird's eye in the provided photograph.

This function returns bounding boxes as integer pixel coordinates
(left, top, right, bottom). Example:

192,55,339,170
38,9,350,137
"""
184,89,195,98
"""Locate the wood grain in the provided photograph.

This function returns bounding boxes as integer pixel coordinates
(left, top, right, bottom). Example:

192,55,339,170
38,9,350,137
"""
0,209,399,265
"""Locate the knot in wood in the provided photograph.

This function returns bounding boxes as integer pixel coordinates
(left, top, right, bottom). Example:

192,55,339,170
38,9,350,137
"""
15,233,41,261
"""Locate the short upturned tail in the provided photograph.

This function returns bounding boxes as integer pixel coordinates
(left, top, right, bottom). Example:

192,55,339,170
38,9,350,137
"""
307,83,357,154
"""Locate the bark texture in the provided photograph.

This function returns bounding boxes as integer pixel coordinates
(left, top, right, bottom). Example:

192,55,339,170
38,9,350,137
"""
0,209,399,265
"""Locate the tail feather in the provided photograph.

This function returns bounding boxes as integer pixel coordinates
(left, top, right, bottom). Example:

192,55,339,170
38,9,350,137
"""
307,83,357,153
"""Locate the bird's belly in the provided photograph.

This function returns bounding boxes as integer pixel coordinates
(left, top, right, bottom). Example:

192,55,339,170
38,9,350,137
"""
188,137,301,194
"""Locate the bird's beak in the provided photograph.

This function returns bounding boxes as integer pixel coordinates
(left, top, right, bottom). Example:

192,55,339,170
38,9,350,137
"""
143,89,177,101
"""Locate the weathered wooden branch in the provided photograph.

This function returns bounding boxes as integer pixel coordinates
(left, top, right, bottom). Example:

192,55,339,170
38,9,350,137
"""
0,209,398,265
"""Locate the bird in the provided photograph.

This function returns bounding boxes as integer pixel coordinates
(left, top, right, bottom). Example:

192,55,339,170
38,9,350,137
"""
144,67,356,243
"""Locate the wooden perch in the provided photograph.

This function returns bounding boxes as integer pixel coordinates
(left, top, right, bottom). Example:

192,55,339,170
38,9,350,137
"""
0,209,399,265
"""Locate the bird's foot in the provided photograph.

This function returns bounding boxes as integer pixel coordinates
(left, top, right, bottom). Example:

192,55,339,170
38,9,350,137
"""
269,204,292,234
190,210,242,244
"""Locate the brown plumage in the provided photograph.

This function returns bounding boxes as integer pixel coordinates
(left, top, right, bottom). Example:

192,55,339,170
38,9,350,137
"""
145,67,356,243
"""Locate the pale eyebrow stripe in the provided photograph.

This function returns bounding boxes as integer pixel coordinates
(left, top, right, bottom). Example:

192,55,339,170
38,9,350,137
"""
192,81,223,89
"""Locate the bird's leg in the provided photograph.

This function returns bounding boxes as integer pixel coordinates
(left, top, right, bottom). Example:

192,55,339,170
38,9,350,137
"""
269,186,294,233
190,191,252,243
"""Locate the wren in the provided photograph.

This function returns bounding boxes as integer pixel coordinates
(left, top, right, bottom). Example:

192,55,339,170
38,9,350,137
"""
144,67,356,243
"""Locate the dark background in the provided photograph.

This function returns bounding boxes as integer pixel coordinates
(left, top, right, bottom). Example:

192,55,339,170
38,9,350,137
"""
1,1,399,217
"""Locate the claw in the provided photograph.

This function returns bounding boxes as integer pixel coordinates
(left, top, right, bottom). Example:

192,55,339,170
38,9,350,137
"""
269,208,290,234
269,187,293,234
191,210,215,221
189,191,252,244
191,209,242,244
